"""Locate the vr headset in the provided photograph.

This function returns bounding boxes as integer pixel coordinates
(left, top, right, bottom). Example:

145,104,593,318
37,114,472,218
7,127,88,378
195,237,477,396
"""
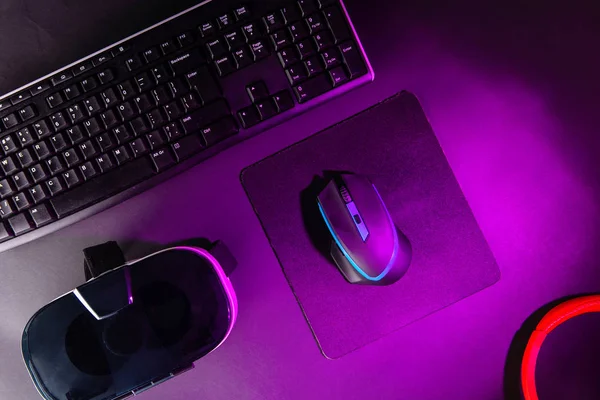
21,242,237,400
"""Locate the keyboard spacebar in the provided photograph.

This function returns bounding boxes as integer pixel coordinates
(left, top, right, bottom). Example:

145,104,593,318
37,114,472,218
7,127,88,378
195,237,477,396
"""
51,158,155,218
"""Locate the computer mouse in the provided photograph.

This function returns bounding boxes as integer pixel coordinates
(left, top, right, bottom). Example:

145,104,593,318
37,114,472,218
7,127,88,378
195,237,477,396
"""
316,174,412,286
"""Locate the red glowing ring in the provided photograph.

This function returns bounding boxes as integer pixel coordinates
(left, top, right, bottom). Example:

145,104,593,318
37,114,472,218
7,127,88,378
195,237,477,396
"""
521,295,600,400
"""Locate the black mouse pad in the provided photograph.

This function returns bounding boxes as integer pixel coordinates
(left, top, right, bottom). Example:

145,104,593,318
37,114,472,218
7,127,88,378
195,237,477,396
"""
240,91,500,358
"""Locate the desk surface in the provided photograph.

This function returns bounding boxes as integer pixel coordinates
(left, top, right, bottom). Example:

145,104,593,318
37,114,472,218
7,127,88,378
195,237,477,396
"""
2,1,600,399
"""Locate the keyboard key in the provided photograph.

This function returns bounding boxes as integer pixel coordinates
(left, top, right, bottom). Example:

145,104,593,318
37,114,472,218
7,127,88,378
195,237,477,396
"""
263,11,285,33
30,82,51,96
185,67,222,104
136,72,154,92
285,64,308,85
233,46,253,69
29,185,47,204
62,166,80,189
72,61,93,77
237,106,261,128
181,99,230,134
323,6,351,43
50,133,68,152
2,113,19,129
176,31,195,47
152,86,171,106
0,156,17,175
250,39,270,61
168,78,189,97
217,13,234,30
298,0,318,15
16,127,34,147
313,30,334,51
215,56,236,76
100,109,119,129
12,171,30,191
241,22,261,42
65,126,85,144
206,38,227,60
160,40,176,55
134,93,155,113
0,222,10,242
46,156,65,175
113,125,133,144
81,77,98,92
118,80,136,100
246,81,269,102
46,176,64,196
111,43,130,56
19,105,36,121
147,108,167,128
46,92,64,108
12,192,31,211
306,13,326,33
200,117,238,146
168,50,205,75
0,100,11,112
113,146,130,165
101,88,119,106
50,111,68,131
130,116,150,136
28,164,47,183
50,71,73,86
233,5,251,21
305,56,324,76
50,157,155,218
318,0,337,7
297,38,316,59
289,20,309,42
0,179,13,199
271,30,292,51
181,92,202,112
255,99,278,120
84,96,103,115
150,148,176,172
95,153,115,172
163,122,184,140
164,101,184,121
8,213,33,235
0,199,14,219
117,101,136,121
224,30,244,50
151,64,172,84
98,69,115,85
281,4,302,24
329,66,349,87
29,204,53,227
96,132,115,151
1,134,17,154
143,47,161,63
92,52,112,66
199,21,216,38
79,140,98,160
83,117,102,136
62,84,80,101
278,47,300,68
63,148,81,167
293,73,333,103
126,55,143,71
172,135,204,161
32,120,52,139
16,149,34,168
129,138,149,157
339,41,367,78
321,47,342,69
79,161,97,181
10,92,30,106
146,130,165,149
66,104,86,124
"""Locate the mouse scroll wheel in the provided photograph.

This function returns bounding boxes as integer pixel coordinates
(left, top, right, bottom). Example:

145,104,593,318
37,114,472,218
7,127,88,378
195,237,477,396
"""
339,186,352,204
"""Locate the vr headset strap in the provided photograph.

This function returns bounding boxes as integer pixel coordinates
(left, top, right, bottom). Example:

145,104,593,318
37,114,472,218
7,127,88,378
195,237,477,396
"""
83,241,126,281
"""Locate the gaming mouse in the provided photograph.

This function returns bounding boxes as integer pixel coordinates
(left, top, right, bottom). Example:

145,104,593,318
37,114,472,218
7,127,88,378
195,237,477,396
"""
317,174,412,285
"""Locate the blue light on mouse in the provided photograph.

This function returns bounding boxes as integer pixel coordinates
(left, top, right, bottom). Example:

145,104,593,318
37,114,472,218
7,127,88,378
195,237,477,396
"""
318,184,400,282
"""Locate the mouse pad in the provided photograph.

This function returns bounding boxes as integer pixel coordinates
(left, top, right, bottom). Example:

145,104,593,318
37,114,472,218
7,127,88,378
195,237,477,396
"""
240,91,500,358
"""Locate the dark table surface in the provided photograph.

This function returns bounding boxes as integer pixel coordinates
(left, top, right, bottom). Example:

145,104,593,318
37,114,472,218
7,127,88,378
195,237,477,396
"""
2,1,600,399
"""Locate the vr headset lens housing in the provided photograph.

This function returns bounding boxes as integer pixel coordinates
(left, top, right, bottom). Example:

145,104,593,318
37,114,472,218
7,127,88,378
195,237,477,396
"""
22,248,235,400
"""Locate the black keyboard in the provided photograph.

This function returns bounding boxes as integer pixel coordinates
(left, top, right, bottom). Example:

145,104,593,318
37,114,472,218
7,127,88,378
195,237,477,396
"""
0,0,373,252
